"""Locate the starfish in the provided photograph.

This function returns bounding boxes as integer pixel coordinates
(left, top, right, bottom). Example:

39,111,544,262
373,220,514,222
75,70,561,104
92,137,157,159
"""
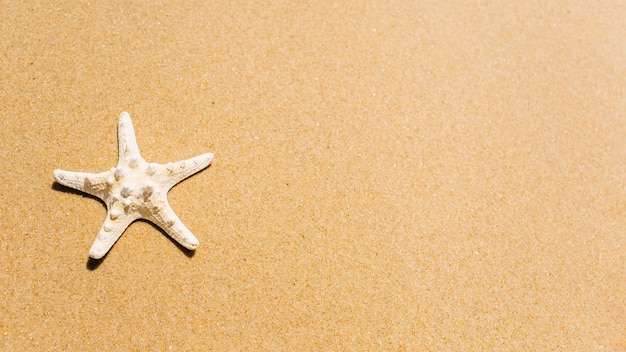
53,112,213,259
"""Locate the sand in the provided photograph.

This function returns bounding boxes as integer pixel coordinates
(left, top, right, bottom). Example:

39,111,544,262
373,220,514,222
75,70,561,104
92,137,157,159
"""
1,2,624,350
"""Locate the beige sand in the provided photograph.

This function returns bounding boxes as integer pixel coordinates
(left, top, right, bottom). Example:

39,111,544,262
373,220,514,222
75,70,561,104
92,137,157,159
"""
1,2,624,350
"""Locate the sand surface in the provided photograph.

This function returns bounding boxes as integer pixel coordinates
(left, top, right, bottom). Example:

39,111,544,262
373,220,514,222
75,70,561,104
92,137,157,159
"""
1,2,624,350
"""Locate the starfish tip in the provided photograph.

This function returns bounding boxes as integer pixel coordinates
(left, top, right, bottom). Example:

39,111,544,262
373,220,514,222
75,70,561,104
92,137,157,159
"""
53,169,64,183
89,248,106,260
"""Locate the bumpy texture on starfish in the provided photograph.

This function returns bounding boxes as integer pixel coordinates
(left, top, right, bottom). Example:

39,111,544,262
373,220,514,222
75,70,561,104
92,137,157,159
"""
54,112,213,259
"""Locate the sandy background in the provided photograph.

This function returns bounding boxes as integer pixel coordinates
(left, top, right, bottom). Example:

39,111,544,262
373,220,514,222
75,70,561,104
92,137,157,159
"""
1,1,624,350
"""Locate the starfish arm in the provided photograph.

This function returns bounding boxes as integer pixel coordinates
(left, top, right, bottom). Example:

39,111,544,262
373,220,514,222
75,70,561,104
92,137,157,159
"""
146,202,199,251
53,169,111,200
89,212,137,259
117,112,144,164
163,152,214,188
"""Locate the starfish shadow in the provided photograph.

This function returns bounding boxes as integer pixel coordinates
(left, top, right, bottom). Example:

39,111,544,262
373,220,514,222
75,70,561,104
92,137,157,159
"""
51,181,107,209
87,256,105,270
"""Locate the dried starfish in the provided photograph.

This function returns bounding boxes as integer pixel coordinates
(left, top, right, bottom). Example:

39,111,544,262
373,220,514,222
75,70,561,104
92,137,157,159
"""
53,112,213,259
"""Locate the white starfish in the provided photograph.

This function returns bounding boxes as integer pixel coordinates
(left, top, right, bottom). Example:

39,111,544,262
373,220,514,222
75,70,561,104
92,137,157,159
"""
53,112,213,259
